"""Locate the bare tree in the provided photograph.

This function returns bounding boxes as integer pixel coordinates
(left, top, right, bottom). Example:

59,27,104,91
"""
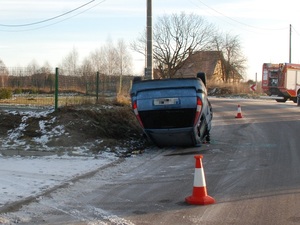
79,58,96,94
116,39,132,75
0,59,8,75
212,33,247,82
131,31,146,56
105,38,118,76
0,59,9,87
132,12,216,78
61,47,80,76
89,39,118,76
89,47,107,73
81,58,94,77
37,61,54,92
116,39,132,94
27,60,39,75
38,61,52,74
85,37,133,79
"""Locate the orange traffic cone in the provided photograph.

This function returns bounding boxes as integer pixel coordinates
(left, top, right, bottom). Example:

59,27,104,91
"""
185,155,215,205
235,104,243,118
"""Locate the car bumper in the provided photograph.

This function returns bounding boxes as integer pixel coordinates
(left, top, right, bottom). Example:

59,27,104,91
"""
144,127,196,147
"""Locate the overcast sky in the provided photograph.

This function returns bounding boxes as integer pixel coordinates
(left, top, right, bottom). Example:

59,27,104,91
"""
0,0,299,81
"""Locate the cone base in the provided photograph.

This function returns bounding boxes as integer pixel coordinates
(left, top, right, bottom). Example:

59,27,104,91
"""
235,113,243,118
185,194,215,205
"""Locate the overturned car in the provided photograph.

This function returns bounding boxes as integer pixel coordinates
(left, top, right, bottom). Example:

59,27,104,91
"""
130,73,213,147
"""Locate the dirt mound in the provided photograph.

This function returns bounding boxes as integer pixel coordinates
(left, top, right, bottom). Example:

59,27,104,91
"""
0,104,148,157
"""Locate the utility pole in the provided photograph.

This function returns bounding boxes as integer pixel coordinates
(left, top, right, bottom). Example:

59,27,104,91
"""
145,0,153,79
289,24,292,63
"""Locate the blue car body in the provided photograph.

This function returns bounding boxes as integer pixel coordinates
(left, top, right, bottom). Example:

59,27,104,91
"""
130,77,212,147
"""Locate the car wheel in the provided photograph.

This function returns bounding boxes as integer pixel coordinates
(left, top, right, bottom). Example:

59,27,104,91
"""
197,117,209,141
205,130,211,143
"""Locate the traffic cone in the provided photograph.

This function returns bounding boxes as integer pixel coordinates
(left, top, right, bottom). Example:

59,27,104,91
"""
185,155,215,205
235,105,243,118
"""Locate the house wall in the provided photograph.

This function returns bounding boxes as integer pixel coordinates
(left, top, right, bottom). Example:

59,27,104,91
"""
209,60,224,83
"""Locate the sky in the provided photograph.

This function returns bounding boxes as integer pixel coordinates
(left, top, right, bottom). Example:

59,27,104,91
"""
0,0,300,81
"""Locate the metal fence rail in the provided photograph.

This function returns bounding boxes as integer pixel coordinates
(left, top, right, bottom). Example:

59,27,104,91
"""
0,67,134,108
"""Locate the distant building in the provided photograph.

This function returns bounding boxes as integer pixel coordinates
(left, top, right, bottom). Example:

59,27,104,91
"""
175,51,243,83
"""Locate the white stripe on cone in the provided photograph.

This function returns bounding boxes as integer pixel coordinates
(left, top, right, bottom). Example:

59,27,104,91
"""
194,168,206,187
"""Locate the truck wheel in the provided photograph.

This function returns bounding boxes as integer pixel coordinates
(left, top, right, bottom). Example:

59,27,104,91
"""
276,97,287,103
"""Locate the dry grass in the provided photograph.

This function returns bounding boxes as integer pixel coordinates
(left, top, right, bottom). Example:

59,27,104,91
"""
0,82,265,107
207,81,264,97
114,94,131,106
0,95,53,106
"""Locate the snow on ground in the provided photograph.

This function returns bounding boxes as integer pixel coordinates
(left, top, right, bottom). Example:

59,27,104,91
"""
0,153,118,209
0,153,142,225
1,108,67,151
0,108,119,214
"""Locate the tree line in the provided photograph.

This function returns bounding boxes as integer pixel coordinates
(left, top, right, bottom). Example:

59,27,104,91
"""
1,12,246,83
132,12,246,80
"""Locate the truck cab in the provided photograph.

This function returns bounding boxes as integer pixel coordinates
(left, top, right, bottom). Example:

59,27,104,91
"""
262,63,300,103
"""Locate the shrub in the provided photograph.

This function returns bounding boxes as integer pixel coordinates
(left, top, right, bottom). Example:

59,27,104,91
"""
0,88,13,99
14,88,22,94
30,88,38,94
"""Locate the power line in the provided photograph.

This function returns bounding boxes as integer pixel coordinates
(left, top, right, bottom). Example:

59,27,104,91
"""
292,25,300,37
191,0,287,32
0,0,99,27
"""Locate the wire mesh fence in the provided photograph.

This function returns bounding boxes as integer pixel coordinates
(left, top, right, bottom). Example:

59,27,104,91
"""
0,67,134,108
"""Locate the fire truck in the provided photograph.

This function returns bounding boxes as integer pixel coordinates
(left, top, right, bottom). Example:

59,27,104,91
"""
262,63,300,103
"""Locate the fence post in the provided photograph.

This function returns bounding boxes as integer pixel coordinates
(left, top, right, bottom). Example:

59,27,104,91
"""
55,67,59,111
96,71,99,102
86,83,88,95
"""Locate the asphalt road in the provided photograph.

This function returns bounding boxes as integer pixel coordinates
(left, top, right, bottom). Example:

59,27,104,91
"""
8,98,300,225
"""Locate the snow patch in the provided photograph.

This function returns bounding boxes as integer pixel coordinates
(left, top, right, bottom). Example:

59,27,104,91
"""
0,154,117,208
2,109,56,149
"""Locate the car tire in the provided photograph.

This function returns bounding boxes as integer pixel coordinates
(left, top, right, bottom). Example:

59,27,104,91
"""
205,130,211,143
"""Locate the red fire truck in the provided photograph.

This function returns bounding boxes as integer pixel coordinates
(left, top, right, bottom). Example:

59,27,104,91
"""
262,63,300,103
